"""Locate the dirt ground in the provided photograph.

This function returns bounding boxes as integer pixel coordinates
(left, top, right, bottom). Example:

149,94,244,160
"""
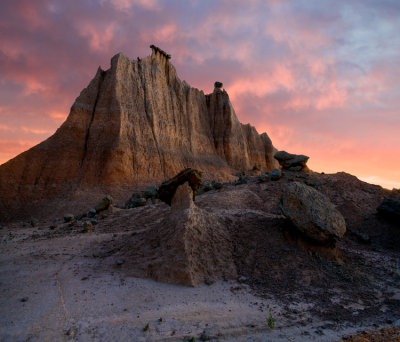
1,172,399,341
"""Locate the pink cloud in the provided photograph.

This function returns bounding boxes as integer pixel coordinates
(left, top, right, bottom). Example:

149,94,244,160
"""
0,0,399,190
106,0,160,11
78,22,117,52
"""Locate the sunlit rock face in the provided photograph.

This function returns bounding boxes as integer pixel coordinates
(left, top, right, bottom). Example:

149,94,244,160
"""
0,47,278,221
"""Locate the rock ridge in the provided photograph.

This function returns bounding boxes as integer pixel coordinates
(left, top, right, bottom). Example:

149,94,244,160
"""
0,48,279,221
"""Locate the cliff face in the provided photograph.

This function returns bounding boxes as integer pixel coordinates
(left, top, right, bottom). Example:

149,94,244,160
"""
0,48,278,221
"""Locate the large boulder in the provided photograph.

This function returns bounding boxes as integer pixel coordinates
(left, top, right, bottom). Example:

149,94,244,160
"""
94,194,114,212
274,151,309,171
158,168,202,205
280,182,346,243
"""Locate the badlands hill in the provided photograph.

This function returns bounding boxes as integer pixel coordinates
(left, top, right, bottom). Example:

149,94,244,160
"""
0,46,399,341
0,46,278,222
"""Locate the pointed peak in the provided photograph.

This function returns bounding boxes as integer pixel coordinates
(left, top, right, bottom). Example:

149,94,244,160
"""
95,66,105,76
112,51,126,59
110,52,130,70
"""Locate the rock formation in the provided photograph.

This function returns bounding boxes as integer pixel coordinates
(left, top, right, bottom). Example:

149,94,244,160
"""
280,182,346,243
274,151,309,171
94,194,114,212
157,168,202,206
120,182,237,286
0,48,279,221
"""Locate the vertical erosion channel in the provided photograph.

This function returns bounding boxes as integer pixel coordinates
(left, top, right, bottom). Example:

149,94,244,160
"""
81,70,105,167
138,59,166,178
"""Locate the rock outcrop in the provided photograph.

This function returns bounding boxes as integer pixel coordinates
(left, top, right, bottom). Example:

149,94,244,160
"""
121,182,237,286
274,151,309,171
280,182,346,243
0,48,279,222
158,168,202,206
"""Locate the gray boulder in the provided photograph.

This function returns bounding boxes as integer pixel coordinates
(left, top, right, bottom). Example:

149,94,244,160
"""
126,193,148,208
212,181,223,190
280,182,346,242
274,151,309,170
257,173,268,183
63,214,75,223
270,169,282,181
95,194,114,212
87,209,97,218
233,174,247,185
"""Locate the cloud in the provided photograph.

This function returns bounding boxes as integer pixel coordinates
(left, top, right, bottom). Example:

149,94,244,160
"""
0,0,399,188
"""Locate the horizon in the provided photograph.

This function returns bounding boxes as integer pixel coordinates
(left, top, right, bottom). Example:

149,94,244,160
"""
0,0,399,190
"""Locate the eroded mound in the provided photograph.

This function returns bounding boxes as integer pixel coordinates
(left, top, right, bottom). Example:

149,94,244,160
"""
116,183,237,286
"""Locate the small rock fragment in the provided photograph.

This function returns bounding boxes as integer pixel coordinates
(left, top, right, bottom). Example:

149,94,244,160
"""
212,181,223,190
238,275,247,283
65,327,75,337
200,331,210,341
204,279,214,286
270,169,282,181
144,185,159,202
64,214,75,223
202,183,213,192
257,173,268,183
233,174,247,185
83,221,93,233
30,218,39,227
87,209,97,218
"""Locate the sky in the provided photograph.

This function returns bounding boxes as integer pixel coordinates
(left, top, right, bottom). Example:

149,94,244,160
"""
0,0,399,189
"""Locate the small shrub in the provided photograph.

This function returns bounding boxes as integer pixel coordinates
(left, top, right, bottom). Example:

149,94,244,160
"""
268,308,275,329
143,323,149,331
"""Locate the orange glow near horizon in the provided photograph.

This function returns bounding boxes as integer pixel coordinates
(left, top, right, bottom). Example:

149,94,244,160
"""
0,1,399,190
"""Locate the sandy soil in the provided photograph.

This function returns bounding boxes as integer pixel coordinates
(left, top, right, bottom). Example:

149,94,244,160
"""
1,175,399,341
1,225,397,342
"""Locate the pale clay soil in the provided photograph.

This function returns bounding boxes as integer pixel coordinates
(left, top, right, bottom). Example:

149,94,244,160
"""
1,174,399,341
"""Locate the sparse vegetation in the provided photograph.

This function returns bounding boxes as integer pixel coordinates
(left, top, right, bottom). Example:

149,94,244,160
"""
143,323,149,331
268,308,275,329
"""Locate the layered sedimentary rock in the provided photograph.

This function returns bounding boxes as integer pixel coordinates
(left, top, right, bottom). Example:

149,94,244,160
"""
0,47,278,221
